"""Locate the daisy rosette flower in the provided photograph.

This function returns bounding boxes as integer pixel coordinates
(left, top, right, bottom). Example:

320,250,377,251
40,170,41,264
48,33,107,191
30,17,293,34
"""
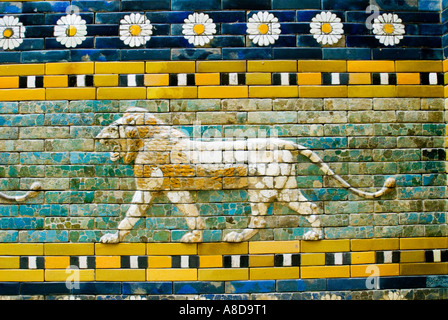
54,13,87,48
182,12,216,47
246,11,281,46
119,13,153,47
0,15,25,50
310,11,344,46
372,13,405,46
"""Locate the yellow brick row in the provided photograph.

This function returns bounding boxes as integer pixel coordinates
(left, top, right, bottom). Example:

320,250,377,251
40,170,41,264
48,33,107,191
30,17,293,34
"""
0,60,447,76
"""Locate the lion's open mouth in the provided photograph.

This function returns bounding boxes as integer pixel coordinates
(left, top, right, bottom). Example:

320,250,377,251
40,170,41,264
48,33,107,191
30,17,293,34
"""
100,139,122,162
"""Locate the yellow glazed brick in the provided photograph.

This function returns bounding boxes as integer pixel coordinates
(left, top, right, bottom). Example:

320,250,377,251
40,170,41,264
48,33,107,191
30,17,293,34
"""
347,85,396,98
96,256,121,268
199,243,248,255
97,87,146,100
351,264,399,277
44,243,94,256
147,268,197,281
395,60,443,72
147,243,197,255
147,86,197,99
94,74,119,87
348,73,371,85
396,73,420,85
195,73,220,86
400,250,426,263
95,243,146,255
0,270,44,282
298,60,346,72
397,85,444,97
0,64,45,76
199,255,223,268
95,61,145,74
198,268,248,281
144,74,169,86
0,89,45,101
249,86,298,98
0,76,19,88
444,59,448,72
147,256,172,268
45,269,94,282
249,241,300,254
43,75,68,88
0,244,43,255
248,60,297,72
347,61,395,72
249,255,274,267
45,256,71,269
301,266,350,279
250,267,300,280
245,73,271,85
0,257,20,269
146,61,195,74
198,86,248,99
301,239,350,253
400,237,448,250
300,253,325,266
350,251,375,264
299,86,347,98
297,73,321,85
400,263,447,275
46,88,96,100
196,61,246,73
96,269,146,281
350,239,399,251
45,62,94,75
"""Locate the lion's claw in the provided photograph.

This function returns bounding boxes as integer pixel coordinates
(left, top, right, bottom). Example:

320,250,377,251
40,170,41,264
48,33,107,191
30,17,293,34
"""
100,232,120,244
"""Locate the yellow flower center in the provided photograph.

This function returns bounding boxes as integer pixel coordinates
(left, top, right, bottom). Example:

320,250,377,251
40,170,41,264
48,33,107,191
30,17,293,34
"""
321,23,332,34
129,24,141,36
258,23,269,35
66,25,77,37
193,24,205,35
2,28,13,38
383,23,395,34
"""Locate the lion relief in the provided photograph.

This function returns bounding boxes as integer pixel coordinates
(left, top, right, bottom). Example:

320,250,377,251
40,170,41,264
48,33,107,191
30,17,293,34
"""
97,108,396,244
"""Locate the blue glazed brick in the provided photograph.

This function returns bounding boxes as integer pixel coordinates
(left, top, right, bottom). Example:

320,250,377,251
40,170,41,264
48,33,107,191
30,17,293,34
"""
380,276,428,289
13,14,46,25
19,204,69,217
172,0,221,11
274,48,322,59
372,48,421,60
0,102,18,114
123,282,173,295
226,281,275,293
145,36,191,48
20,152,70,165
72,282,122,295
22,1,70,13
0,231,18,242
0,2,22,14
95,37,128,49
281,23,311,34
45,13,94,25
70,152,114,165
247,10,296,22
0,153,19,165
174,281,225,294
46,37,94,50
146,11,191,24
0,217,44,230
327,278,369,291
121,49,171,61
21,282,70,295
23,26,54,38
0,206,19,217
204,11,246,23
22,50,70,63
171,48,222,60
71,0,121,12
0,283,20,295
273,0,321,9
16,39,45,51
420,0,442,11
221,23,247,35
19,230,69,242
374,0,418,10
0,52,21,63
322,48,371,60
277,279,326,292
223,0,271,10
70,49,120,62
87,25,119,36
426,275,448,288
44,113,94,126
222,48,273,60
122,0,170,10
322,0,369,10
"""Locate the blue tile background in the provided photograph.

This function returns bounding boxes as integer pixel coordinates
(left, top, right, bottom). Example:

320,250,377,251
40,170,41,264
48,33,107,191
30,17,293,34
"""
0,0,446,61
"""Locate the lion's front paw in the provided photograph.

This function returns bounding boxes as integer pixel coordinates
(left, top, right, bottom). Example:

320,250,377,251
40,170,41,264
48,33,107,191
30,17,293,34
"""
223,231,244,243
303,230,322,241
180,230,202,243
100,232,120,244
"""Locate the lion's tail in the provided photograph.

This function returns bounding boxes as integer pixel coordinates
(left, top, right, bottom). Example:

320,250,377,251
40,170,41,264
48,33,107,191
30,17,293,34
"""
295,145,396,199
0,182,42,202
